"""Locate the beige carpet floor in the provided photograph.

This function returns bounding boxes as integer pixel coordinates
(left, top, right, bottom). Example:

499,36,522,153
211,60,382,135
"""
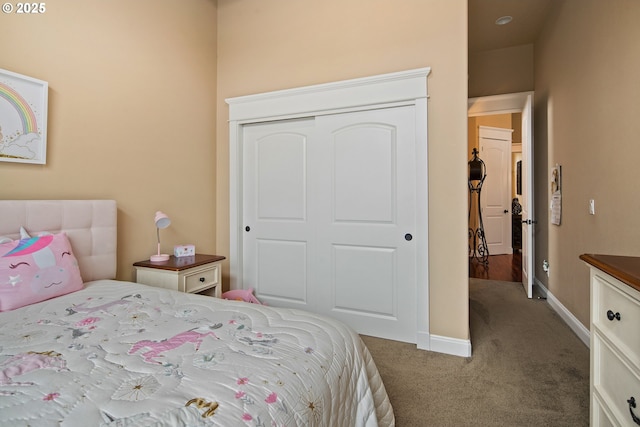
361,278,589,426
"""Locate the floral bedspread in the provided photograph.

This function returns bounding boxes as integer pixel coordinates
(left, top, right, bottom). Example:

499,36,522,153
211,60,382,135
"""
0,280,394,426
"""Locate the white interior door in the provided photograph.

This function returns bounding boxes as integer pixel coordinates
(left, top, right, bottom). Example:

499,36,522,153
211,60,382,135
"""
520,94,534,298
241,106,417,343
315,107,417,342
242,118,317,311
479,126,512,255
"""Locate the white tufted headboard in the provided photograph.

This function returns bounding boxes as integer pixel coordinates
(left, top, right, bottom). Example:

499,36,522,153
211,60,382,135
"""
0,200,117,282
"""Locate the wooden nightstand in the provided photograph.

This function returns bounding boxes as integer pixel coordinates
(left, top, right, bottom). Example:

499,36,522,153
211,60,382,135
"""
133,254,225,297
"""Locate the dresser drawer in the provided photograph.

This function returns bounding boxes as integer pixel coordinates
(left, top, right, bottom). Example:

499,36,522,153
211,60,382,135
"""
593,333,640,426
183,264,219,293
592,272,640,364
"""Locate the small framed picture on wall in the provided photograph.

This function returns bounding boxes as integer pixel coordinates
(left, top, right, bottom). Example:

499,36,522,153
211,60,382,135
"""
0,68,48,164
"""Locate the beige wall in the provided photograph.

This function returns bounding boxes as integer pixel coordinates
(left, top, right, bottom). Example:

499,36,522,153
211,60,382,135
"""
534,0,640,326
216,0,470,341
0,0,218,280
469,44,534,98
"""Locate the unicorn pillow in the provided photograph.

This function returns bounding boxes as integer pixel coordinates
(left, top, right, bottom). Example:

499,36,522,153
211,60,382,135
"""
0,232,84,312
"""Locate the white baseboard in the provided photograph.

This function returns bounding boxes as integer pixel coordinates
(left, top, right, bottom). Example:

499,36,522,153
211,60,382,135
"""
535,278,590,348
427,334,472,357
416,331,430,350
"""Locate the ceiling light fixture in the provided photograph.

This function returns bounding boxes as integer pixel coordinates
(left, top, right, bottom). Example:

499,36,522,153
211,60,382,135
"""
495,15,513,25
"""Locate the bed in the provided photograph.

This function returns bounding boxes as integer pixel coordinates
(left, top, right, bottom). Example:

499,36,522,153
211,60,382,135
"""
0,200,394,426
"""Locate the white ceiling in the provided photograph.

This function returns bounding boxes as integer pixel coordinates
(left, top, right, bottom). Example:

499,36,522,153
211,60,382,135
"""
468,0,553,53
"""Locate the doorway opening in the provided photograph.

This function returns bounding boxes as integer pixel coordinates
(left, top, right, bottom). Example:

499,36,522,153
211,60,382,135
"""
468,118,521,280
467,92,534,296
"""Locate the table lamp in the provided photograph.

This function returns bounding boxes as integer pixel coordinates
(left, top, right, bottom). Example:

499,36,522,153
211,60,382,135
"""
150,211,171,262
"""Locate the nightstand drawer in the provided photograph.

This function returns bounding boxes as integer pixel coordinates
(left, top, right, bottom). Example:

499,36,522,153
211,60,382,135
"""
183,264,219,293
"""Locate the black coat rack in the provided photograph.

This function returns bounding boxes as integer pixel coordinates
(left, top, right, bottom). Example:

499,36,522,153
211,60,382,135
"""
469,148,489,264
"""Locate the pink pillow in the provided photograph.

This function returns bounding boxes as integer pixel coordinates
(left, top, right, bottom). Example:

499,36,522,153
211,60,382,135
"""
0,233,84,312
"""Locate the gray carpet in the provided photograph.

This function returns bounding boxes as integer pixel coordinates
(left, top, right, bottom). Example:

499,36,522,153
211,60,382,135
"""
361,279,589,426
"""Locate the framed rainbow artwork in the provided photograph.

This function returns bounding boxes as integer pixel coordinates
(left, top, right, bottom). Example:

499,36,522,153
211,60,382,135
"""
0,68,48,164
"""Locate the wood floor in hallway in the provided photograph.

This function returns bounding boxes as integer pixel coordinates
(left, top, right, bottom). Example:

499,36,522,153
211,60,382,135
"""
469,252,522,282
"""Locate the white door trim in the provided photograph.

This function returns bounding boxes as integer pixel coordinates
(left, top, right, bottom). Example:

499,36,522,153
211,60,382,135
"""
227,68,432,349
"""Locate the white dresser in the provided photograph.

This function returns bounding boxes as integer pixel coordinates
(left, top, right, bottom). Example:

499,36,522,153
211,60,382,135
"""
581,254,640,426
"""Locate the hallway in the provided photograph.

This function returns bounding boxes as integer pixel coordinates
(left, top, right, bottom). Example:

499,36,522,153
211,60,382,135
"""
469,253,522,282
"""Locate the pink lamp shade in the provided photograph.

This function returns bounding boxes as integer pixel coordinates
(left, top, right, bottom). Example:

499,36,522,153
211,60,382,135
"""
154,211,171,229
150,211,171,262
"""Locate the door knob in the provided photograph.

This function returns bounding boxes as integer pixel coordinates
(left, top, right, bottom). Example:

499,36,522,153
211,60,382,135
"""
245,226,250,232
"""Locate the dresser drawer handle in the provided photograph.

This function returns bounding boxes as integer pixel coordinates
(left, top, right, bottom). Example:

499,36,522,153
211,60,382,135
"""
606,310,621,321
199,277,205,283
628,396,640,425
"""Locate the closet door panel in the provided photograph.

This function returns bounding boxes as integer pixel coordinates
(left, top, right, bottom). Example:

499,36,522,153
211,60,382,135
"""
242,119,316,308
333,244,396,315
256,132,306,220
333,125,395,223
316,106,417,342
256,239,307,303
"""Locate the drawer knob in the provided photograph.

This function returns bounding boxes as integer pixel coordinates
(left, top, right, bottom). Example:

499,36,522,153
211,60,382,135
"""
628,396,640,425
199,277,205,283
606,309,621,321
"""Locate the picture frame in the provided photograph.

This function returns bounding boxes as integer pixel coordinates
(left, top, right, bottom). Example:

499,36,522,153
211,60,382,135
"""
516,160,522,195
0,68,48,164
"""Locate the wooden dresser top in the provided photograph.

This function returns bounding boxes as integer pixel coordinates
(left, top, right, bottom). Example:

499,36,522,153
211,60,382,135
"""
580,254,640,293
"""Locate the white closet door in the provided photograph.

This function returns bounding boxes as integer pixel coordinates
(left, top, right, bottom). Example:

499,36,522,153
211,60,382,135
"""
242,106,417,343
242,118,318,311
314,107,417,342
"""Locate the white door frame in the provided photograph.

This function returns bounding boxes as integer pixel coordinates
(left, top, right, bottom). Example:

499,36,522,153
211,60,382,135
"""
468,91,535,297
226,68,432,349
